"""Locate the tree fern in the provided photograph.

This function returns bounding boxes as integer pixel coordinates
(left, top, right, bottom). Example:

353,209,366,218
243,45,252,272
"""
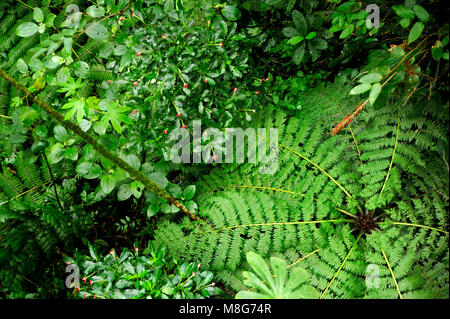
154,81,449,299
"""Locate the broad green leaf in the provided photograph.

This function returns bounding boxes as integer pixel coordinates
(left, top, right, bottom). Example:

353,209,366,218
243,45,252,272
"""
85,22,108,40
62,98,87,124
285,267,309,291
310,37,327,50
292,10,307,35
76,162,102,179
16,22,38,37
33,8,44,23
246,252,275,289
183,185,196,200
16,59,28,74
86,5,105,18
117,183,132,201
287,36,304,45
349,83,372,95
130,181,144,199
222,5,241,21
369,82,381,106
392,5,415,19
270,257,287,292
167,183,182,199
64,147,78,161
54,125,68,142
293,44,305,65
100,174,116,194
148,172,168,189
339,24,354,39
57,67,70,84
399,18,411,28
282,27,300,38
305,31,317,40
413,5,429,22
408,21,424,44
147,203,160,217
359,73,382,84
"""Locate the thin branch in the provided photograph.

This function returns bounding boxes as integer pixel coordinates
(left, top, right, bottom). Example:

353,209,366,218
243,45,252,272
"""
381,248,402,299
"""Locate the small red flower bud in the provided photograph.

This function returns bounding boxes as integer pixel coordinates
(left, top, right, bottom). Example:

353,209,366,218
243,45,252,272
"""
260,78,264,83
256,90,260,95
197,263,201,268
212,282,215,286
202,131,207,136
193,272,197,276
133,81,138,87
66,261,70,265
207,20,211,24
93,295,96,299
266,77,269,81
83,293,87,299
233,88,237,92
181,124,187,129
162,34,165,39
253,109,256,113
136,51,141,56
183,83,188,88
219,42,224,47
163,130,168,134
76,287,80,292
90,280,93,286
134,247,139,251
110,249,114,254
82,277,86,283
213,155,217,161
131,12,135,17
176,113,182,117
204,78,208,83
106,80,110,84
132,110,136,115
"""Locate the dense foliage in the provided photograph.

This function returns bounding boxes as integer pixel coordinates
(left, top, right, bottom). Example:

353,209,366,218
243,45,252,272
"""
0,0,448,299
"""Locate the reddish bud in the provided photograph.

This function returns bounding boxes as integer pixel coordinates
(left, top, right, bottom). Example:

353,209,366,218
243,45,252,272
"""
204,78,208,83
193,272,197,277
76,287,80,292
219,42,224,47
176,112,182,117
197,263,201,268
162,34,165,39
66,261,70,265
131,12,135,17
163,130,168,134
256,90,260,95
183,83,189,88
252,109,256,113
133,81,138,87
83,293,87,299
136,51,141,56
106,80,110,84
82,277,87,283
134,247,139,251
233,88,237,92
266,77,269,81
212,282,215,286
260,78,264,83
93,295,96,299
181,124,187,129
132,109,137,115
207,20,211,24
89,280,93,286
212,155,217,161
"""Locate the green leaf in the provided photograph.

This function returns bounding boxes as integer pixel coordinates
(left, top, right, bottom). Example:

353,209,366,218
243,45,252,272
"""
117,183,132,201
408,21,424,44
33,8,44,23
85,22,108,40
246,252,275,289
86,5,105,18
413,5,429,22
148,172,168,189
167,183,182,199
310,37,327,50
54,125,68,142
282,27,300,38
369,83,382,106
305,31,317,40
147,203,160,217
392,5,415,19
287,36,304,45
339,24,354,39
222,5,241,21
349,83,372,95
292,10,307,35
16,59,28,74
64,147,78,161
293,44,306,65
100,174,116,194
16,22,38,37
62,98,87,124
183,185,196,200
399,18,411,29
76,162,102,179
130,181,144,199
359,73,382,84
57,67,70,84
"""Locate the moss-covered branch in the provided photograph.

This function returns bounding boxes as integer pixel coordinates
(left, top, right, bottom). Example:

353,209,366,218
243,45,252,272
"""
0,67,201,222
